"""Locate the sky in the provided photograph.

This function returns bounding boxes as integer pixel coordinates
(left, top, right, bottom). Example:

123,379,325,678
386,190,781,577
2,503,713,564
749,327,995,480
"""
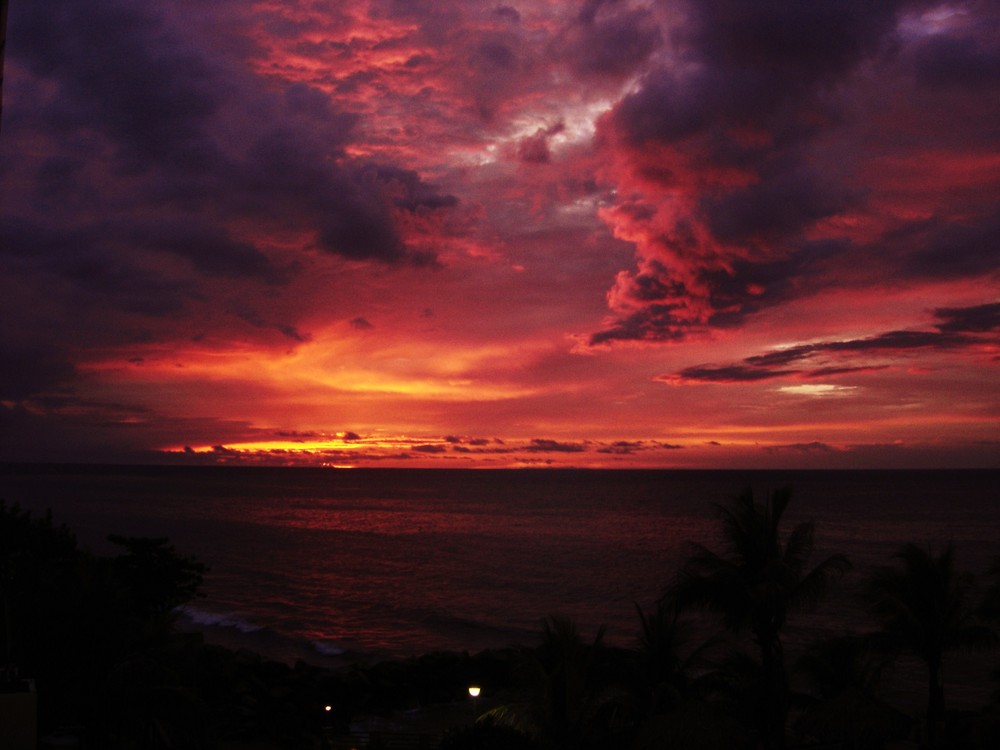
0,0,998,469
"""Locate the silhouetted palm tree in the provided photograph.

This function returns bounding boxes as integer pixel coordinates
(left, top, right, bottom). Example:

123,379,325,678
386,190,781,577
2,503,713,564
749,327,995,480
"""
867,542,997,743
486,616,623,750
631,601,750,749
665,487,851,750
793,633,909,749
633,600,721,718
979,553,1000,623
633,601,689,717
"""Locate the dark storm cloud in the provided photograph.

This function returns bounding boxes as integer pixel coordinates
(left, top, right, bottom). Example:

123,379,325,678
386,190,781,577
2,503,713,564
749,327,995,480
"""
824,329,967,352
739,329,967,370
664,302,1000,384
1,0,463,420
372,165,459,212
592,0,941,344
14,0,219,167
62,255,194,317
666,364,800,384
198,126,454,266
913,33,1000,89
590,304,689,345
613,0,903,153
4,0,457,284
0,218,195,317
934,302,1000,333
553,0,661,78
697,254,811,320
130,221,289,284
687,2,903,87
700,163,855,245
1,214,281,302
629,268,682,301
0,397,268,464
0,344,77,401
894,213,1000,281
233,134,453,264
590,248,826,344
373,0,550,123
0,0,465,429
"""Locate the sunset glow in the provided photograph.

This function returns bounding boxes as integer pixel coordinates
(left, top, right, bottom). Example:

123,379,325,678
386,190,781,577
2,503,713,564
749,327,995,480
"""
1,0,997,468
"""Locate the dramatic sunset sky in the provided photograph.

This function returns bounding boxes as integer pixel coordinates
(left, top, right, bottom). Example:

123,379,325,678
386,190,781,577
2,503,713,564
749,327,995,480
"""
1,0,998,468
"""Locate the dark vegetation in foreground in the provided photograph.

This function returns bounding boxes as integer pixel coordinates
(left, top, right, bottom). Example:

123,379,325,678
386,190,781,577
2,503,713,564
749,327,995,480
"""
2,490,1000,749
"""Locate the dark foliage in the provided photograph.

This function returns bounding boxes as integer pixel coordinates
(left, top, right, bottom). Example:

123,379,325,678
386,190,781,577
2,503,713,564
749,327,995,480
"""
441,716,537,750
867,542,998,743
0,500,209,744
107,534,205,622
665,488,851,750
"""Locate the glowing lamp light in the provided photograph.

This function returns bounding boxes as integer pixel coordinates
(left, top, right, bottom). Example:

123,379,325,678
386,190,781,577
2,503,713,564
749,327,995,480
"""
324,705,332,712
468,686,481,698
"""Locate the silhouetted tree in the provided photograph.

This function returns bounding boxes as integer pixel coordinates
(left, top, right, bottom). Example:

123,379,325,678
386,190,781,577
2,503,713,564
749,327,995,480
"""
0,502,209,738
867,542,997,743
666,488,851,750
980,553,1000,623
107,534,206,628
0,501,79,672
441,716,537,750
630,600,751,749
632,600,721,718
487,616,625,749
793,634,909,749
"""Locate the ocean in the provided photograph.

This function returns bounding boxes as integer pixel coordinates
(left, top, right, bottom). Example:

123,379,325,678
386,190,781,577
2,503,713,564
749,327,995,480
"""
2,466,998,705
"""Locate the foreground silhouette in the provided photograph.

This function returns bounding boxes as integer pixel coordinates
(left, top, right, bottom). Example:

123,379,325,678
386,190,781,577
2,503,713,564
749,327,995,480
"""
3,490,1000,749
868,543,997,742
665,488,851,749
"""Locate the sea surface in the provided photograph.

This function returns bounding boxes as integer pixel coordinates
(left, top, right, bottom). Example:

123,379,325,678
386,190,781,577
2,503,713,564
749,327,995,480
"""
2,466,998,704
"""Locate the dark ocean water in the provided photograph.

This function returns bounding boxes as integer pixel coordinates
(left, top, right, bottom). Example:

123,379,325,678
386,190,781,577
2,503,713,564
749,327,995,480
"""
2,465,998,704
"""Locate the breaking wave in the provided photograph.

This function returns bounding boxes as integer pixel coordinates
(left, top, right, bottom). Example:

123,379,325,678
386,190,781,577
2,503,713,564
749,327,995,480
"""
175,604,264,634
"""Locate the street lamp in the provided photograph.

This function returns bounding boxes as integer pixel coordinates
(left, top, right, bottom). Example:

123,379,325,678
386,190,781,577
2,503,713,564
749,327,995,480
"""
468,685,481,721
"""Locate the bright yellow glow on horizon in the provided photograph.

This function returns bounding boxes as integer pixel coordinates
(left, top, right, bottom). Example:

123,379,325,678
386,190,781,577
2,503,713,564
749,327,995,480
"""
170,435,422,454
78,335,551,403
778,384,857,397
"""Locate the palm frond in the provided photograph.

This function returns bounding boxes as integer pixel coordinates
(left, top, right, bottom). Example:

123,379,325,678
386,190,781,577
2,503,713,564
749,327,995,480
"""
790,553,852,613
951,623,998,651
868,541,992,663
767,488,793,542
782,522,815,579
